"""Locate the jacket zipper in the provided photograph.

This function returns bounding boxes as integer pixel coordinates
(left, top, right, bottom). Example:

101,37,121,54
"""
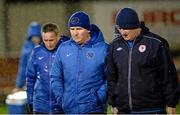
128,46,133,111
49,52,52,113
125,39,135,112
76,46,82,113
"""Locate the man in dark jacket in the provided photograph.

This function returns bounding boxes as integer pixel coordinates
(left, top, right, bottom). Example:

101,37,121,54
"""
26,23,69,114
108,7,179,114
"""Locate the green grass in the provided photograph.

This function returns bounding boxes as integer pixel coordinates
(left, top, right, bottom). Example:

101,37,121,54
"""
0,104,8,114
176,101,180,114
107,104,112,114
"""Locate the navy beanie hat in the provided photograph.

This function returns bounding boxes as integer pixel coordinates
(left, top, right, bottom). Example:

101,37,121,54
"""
68,11,91,30
116,8,140,29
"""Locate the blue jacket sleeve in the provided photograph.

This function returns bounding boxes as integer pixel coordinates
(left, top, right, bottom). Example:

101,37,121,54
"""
16,43,32,88
97,80,107,103
16,48,30,88
97,46,108,103
26,51,36,105
50,48,63,106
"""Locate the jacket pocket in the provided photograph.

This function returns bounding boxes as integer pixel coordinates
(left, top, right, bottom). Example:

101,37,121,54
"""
78,87,98,104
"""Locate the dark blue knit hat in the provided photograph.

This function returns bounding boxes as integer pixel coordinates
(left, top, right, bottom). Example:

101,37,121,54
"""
68,11,91,30
116,8,140,29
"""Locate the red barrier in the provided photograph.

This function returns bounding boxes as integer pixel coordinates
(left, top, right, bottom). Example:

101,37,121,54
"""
0,58,19,94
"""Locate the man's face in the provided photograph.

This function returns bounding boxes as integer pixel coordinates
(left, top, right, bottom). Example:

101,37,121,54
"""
42,31,59,50
70,27,90,45
31,36,41,46
118,28,141,41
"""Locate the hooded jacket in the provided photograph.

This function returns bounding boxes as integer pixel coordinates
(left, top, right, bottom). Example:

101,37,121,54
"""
50,24,109,114
16,22,42,88
26,36,69,113
108,23,179,113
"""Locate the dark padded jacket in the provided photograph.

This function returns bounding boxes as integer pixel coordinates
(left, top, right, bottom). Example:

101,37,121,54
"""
108,23,179,113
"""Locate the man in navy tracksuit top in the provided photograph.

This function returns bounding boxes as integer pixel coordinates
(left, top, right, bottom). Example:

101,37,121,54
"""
50,11,108,114
107,8,179,114
26,23,69,114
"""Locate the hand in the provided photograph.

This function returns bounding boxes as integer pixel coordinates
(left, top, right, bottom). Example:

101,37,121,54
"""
27,104,33,114
12,86,26,93
12,87,21,93
111,106,119,114
166,107,176,115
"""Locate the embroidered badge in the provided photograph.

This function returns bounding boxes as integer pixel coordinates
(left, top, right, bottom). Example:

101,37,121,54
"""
139,45,146,53
70,17,80,25
86,51,94,59
116,47,123,51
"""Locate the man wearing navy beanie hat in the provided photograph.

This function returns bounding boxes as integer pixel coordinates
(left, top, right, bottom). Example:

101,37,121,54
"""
67,11,92,45
68,11,91,30
108,7,179,114
116,8,140,29
51,11,108,114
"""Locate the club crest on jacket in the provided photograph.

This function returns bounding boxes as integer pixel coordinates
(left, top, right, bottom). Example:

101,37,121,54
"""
139,45,146,53
86,51,94,59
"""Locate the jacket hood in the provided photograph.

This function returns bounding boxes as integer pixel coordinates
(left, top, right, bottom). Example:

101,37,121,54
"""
84,24,105,45
140,21,150,34
27,22,42,41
